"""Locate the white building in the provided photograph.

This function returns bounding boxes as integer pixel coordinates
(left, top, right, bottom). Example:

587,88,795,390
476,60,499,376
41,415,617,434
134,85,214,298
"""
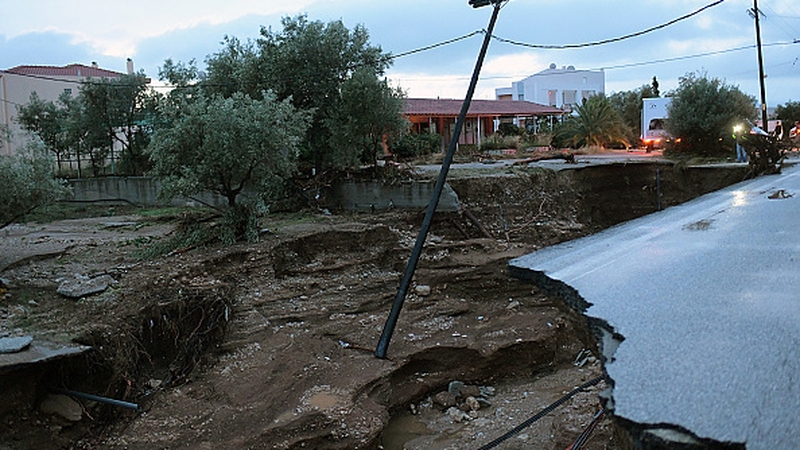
495,64,605,111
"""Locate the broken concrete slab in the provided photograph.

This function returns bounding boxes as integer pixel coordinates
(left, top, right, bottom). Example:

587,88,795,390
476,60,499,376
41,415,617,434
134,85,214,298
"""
0,336,33,354
509,164,800,449
57,274,116,298
0,340,91,374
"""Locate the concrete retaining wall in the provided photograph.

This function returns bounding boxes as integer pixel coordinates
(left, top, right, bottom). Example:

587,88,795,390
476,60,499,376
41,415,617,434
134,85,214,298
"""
68,177,461,212
68,177,229,208
329,179,460,212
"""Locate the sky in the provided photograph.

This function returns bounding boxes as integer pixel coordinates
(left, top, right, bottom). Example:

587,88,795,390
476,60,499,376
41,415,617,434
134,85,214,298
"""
1,0,799,106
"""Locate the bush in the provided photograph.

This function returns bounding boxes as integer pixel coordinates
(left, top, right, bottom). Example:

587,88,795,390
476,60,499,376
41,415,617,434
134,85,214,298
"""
390,132,442,160
479,134,520,152
497,123,522,136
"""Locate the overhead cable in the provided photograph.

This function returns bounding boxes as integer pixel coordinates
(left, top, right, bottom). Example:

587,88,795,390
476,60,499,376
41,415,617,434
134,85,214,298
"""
490,0,726,50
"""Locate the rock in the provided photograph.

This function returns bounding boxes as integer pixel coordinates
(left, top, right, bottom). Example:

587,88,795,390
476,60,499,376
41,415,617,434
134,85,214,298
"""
460,385,481,398
506,300,521,310
57,274,116,298
414,285,431,297
464,396,481,412
40,394,82,422
432,391,457,408
447,380,465,396
479,386,495,397
446,406,471,423
0,335,33,354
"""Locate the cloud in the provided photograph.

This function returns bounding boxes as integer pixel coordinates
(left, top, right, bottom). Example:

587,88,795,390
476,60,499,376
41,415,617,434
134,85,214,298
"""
0,32,94,68
0,1,316,59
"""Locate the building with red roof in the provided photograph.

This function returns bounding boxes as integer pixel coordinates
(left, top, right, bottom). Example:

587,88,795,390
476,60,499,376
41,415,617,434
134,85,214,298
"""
403,97,565,148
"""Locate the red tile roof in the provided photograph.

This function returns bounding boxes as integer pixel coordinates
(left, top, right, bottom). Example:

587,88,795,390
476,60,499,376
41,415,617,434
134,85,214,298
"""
5,64,125,78
404,98,564,117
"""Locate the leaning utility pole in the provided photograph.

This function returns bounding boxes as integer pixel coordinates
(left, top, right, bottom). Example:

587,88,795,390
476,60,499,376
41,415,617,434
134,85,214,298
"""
374,0,505,359
753,0,769,130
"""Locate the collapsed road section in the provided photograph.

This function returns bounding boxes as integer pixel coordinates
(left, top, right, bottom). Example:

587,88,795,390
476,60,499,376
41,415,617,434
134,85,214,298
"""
508,164,800,449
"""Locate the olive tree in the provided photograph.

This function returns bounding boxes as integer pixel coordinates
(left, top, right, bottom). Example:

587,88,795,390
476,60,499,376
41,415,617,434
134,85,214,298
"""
665,72,755,156
201,15,394,172
146,90,310,241
0,140,71,229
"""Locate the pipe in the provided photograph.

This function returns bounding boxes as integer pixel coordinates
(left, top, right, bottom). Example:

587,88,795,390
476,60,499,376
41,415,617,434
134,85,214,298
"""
51,387,140,411
375,1,504,359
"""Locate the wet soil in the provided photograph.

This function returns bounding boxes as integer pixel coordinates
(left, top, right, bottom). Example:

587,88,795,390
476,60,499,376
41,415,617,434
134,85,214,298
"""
0,163,745,450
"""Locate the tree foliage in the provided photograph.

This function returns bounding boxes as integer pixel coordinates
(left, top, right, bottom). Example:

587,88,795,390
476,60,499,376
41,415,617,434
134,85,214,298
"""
78,74,154,175
0,140,71,229
326,67,407,168
608,84,658,145
665,72,756,156
198,14,398,172
16,74,156,177
554,95,630,149
775,100,800,129
16,92,69,168
147,90,310,209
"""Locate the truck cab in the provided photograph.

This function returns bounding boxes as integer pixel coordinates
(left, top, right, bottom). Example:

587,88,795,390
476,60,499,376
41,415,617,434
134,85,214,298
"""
641,97,672,151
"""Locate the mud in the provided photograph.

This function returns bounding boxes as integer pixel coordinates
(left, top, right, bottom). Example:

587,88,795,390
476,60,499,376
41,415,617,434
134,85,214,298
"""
0,163,745,450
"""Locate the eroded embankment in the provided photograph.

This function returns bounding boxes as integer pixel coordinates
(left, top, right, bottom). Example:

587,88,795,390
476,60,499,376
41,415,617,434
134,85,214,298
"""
504,163,752,450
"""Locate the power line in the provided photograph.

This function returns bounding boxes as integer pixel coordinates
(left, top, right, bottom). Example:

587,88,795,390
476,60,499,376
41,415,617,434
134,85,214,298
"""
387,39,800,82
388,30,483,60
491,0,726,50
596,40,799,71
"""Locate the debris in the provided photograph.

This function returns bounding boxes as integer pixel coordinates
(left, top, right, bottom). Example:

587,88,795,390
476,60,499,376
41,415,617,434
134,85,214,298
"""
57,274,116,298
768,189,792,199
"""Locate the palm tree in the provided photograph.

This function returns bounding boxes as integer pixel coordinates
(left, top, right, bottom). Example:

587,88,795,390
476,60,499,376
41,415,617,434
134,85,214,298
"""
556,95,631,149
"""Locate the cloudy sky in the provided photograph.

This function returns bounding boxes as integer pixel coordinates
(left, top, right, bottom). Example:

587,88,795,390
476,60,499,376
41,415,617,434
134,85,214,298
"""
1,0,798,105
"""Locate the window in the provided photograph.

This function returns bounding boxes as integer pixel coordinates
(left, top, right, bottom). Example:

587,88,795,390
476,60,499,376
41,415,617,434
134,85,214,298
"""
63,88,72,95
562,90,577,106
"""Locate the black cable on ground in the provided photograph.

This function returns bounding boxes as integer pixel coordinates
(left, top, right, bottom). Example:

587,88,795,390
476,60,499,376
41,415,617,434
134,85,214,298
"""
476,375,605,450
568,408,605,450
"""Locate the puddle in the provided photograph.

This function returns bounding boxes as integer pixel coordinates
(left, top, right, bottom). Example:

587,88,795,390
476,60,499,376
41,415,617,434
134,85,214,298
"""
381,412,431,450
306,391,341,410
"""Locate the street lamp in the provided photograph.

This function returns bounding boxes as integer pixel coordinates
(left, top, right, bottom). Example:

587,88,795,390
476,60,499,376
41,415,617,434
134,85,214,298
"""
374,0,505,359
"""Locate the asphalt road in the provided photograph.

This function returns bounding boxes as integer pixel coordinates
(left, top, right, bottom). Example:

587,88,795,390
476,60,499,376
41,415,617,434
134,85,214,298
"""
509,164,800,448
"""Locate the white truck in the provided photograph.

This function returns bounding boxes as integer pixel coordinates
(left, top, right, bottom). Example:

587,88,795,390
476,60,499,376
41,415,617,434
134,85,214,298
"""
641,97,672,151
